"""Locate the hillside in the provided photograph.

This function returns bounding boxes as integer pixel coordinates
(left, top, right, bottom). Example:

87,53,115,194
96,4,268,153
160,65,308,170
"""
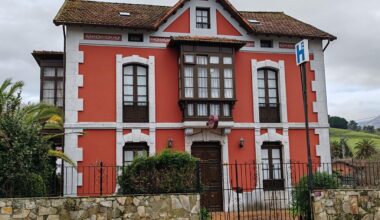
358,115,380,129
330,128,380,151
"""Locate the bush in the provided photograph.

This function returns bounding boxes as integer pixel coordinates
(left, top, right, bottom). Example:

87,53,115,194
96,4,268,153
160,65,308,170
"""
291,172,341,217
118,149,199,194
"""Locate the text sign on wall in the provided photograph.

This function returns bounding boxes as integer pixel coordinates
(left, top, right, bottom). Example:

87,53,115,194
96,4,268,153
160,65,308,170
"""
84,33,122,41
295,39,309,65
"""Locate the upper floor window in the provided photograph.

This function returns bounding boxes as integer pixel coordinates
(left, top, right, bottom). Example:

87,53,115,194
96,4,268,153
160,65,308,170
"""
41,67,64,107
179,45,235,121
123,64,149,122
258,68,280,123
128,33,143,42
260,40,273,48
196,8,210,29
261,142,284,191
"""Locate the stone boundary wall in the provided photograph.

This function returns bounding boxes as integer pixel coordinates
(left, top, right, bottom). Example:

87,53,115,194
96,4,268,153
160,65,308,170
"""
313,190,380,220
0,194,200,220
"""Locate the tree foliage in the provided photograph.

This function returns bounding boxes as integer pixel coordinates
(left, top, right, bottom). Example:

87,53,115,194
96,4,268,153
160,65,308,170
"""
329,116,348,129
0,79,74,197
330,137,353,159
363,126,375,134
355,139,378,160
348,120,360,131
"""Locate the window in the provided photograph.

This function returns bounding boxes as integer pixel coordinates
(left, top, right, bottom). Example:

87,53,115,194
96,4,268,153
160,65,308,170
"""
260,40,273,48
123,65,149,122
196,8,210,29
128,33,143,42
258,68,280,123
261,142,284,191
123,143,148,166
41,67,64,107
179,46,235,120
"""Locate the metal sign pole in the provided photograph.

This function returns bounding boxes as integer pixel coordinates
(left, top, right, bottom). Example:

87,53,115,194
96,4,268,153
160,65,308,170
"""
300,62,314,220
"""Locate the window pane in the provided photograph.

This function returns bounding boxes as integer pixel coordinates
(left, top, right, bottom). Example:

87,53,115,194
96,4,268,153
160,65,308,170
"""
269,89,277,98
259,98,266,104
224,89,233,98
258,70,265,79
272,149,281,159
261,149,269,160
185,88,193,98
56,98,63,107
43,90,54,98
138,87,146,96
258,79,265,88
124,96,133,103
196,56,208,65
184,55,194,63
44,68,55,77
269,98,277,104
224,69,232,78
43,98,55,105
268,70,276,79
57,68,64,77
197,104,207,116
137,76,146,86
124,151,134,163
185,78,193,87
57,81,64,90
198,68,207,77
188,104,194,116
43,81,55,90
210,68,219,78
185,67,193,77
268,79,277,89
124,76,133,85
210,56,219,64
57,89,64,98
124,86,133,95
223,104,230,117
124,66,133,75
138,96,147,102
210,104,220,116
223,57,232,65
224,79,233,89
137,66,147,76
258,89,266,98
199,88,208,98
211,89,220,98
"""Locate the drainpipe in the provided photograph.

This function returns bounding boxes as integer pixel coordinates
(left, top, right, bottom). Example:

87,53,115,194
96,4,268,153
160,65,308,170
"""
61,25,66,197
323,39,331,52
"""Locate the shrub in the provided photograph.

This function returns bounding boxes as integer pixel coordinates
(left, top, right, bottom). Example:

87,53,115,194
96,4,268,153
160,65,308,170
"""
291,172,341,217
118,149,199,194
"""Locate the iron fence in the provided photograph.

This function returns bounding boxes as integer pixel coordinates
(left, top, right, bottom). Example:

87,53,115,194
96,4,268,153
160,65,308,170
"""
2,160,380,219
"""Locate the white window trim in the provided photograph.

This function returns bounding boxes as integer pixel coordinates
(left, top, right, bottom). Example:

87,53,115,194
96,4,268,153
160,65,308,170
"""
251,60,287,124
115,55,156,168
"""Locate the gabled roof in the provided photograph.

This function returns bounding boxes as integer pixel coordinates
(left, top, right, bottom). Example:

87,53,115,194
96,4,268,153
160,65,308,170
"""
54,0,336,40
32,51,64,66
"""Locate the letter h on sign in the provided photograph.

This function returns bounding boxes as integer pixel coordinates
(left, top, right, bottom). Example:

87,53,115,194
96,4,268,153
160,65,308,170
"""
295,39,309,66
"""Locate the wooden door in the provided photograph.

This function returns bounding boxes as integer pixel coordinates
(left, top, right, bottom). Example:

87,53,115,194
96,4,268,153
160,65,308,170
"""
192,143,223,211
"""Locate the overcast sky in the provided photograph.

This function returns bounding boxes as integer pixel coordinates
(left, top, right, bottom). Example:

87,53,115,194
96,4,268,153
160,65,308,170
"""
0,0,379,121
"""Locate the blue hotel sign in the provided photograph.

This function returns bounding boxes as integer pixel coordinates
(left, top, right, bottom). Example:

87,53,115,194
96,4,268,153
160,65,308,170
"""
295,39,310,65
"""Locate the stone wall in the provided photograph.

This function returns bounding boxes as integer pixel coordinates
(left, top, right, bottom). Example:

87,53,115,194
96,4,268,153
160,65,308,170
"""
313,190,380,220
0,194,200,220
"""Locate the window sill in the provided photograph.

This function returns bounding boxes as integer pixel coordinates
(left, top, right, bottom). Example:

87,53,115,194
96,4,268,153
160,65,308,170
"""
183,121,234,129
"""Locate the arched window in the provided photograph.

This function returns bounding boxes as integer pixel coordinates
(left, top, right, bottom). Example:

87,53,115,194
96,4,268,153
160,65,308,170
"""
258,68,280,123
123,64,148,122
123,143,149,166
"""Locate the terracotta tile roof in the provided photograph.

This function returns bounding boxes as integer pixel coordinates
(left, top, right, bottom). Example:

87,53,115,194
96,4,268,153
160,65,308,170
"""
240,11,336,40
54,0,336,40
169,36,247,49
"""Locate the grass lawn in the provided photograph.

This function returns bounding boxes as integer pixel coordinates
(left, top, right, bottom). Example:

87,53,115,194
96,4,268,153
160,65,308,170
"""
330,128,380,152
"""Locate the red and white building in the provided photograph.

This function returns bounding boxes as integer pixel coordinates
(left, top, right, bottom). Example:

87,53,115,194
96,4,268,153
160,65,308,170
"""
51,0,336,205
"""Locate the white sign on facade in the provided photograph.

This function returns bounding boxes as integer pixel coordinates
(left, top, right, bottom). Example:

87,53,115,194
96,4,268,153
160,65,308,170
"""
295,39,309,65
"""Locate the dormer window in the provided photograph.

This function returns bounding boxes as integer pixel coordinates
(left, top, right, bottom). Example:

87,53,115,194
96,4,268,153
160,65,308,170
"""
196,8,210,29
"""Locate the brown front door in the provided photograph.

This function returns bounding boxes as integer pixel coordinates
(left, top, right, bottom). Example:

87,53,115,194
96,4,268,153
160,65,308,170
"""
192,142,223,212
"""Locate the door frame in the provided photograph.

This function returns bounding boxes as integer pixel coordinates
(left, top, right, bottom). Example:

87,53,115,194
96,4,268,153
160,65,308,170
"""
191,141,224,212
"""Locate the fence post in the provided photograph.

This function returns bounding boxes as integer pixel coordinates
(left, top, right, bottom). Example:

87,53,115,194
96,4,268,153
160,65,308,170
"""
235,160,241,220
100,161,103,196
196,161,201,193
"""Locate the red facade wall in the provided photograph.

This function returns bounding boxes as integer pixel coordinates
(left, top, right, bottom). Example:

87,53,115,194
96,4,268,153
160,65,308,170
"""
228,129,255,164
216,10,242,36
289,129,320,163
155,129,185,153
164,9,190,33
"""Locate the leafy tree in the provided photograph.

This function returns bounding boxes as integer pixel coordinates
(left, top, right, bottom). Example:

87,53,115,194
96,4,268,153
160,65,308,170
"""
348,120,359,131
377,128,380,133
0,79,74,197
330,137,353,159
363,126,375,134
355,139,378,160
329,116,348,129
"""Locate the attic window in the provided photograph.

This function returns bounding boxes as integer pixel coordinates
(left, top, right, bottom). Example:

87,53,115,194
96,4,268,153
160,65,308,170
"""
260,40,273,48
119,12,131,16
248,19,260,25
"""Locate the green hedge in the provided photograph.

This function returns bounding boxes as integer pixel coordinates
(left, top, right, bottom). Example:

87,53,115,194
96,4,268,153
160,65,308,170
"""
118,150,199,194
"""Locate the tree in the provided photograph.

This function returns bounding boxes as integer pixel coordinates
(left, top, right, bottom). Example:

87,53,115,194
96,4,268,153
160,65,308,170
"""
355,139,378,160
329,116,348,129
0,79,74,197
348,120,359,131
377,128,380,133
363,126,375,134
330,137,353,159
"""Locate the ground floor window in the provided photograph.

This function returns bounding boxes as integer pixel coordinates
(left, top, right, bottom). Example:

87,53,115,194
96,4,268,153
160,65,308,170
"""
123,143,149,166
261,142,285,190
